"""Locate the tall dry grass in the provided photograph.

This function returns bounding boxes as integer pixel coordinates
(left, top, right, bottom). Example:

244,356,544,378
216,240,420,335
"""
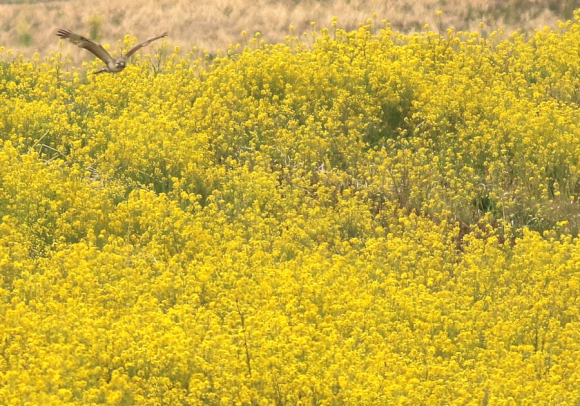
0,0,578,61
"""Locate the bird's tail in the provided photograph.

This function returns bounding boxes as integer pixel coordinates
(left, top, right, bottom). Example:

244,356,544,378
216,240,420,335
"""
91,68,108,75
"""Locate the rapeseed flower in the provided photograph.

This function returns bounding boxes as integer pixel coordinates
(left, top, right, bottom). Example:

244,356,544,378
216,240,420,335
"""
0,16,580,405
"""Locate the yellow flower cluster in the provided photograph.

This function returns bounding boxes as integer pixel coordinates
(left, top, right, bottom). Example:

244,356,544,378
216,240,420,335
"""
1,15,580,405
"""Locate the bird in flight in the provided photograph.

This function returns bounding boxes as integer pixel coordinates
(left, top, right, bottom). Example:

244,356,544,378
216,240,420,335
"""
57,29,168,74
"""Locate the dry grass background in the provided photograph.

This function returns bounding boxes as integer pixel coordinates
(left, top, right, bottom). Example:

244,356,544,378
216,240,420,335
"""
0,0,579,62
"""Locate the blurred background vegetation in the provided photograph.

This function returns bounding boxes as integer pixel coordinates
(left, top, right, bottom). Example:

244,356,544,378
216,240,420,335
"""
0,0,580,60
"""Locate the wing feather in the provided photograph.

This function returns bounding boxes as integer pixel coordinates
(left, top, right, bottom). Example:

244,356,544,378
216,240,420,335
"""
123,32,168,60
57,29,113,64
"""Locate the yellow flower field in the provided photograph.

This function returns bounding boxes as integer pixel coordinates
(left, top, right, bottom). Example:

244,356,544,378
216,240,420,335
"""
1,15,580,405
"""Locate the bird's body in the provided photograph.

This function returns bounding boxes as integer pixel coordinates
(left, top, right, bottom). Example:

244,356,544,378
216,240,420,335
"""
99,59,126,74
56,29,168,74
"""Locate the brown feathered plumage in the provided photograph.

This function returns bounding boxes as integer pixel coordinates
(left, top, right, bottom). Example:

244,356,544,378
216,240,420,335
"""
57,29,168,74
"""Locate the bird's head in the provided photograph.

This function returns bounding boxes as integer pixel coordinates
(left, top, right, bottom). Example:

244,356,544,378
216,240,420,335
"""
116,60,126,69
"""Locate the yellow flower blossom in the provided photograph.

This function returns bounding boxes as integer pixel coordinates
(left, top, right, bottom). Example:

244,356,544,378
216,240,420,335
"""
0,16,579,405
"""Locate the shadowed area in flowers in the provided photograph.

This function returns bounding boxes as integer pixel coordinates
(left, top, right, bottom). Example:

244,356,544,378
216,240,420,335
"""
1,11,580,405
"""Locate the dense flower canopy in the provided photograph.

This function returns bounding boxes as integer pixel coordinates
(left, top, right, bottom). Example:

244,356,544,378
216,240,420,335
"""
1,15,580,405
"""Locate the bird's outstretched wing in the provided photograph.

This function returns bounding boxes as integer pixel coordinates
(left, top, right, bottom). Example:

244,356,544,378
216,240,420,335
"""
124,32,168,60
57,29,114,64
